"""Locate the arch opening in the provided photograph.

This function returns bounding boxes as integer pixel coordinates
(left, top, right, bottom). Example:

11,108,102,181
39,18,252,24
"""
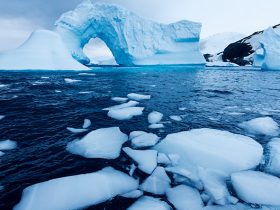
83,38,117,66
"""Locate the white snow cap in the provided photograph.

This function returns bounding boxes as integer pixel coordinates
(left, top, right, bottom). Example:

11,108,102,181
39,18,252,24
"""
14,167,138,210
123,147,157,174
67,127,128,159
239,117,279,136
107,107,144,120
127,196,171,210
166,185,204,210
155,128,263,176
127,93,151,101
231,171,280,206
0,30,89,70
148,111,163,124
265,138,280,176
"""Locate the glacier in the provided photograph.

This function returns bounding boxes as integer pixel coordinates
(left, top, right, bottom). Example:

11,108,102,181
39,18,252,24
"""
55,0,205,66
254,27,280,70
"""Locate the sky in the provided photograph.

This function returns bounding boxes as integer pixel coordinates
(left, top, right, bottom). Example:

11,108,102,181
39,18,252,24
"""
0,0,280,52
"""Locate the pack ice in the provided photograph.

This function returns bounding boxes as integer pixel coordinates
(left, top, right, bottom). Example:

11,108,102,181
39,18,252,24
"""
14,167,138,210
55,0,205,66
154,128,263,176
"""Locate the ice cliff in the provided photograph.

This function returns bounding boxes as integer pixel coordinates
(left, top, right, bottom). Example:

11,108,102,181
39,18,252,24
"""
55,0,205,66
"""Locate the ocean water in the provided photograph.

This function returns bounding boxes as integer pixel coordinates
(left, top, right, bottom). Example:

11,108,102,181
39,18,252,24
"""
0,66,280,209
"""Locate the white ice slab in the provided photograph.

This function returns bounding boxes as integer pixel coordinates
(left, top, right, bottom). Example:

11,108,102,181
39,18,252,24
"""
67,127,88,133
127,196,171,210
103,100,139,111
111,97,128,103
148,111,163,124
127,93,151,101
0,140,17,151
108,107,144,120
265,138,280,176
130,132,160,148
82,119,91,129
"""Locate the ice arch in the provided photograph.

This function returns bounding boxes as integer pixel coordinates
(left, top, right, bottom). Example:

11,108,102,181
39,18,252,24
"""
55,0,205,66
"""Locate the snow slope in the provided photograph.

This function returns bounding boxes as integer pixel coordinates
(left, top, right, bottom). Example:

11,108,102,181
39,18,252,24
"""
55,0,205,66
200,32,245,55
0,30,89,70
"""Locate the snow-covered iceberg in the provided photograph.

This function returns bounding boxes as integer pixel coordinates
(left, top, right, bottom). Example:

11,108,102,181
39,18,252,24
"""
254,27,280,70
14,167,138,210
55,0,205,66
154,128,263,176
0,30,89,70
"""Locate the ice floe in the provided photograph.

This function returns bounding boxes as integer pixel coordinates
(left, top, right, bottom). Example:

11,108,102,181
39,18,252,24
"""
64,78,81,83
0,151,5,156
129,131,147,140
127,93,151,101
103,100,139,111
148,111,163,124
154,128,263,176
130,132,160,148
0,115,5,120
108,107,144,120
149,123,165,129
239,117,279,136
66,127,88,133
14,167,138,210
82,119,91,129
169,115,183,122
123,147,157,174
157,153,172,165
67,127,127,159
231,171,280,206
140,167,171,195
111,97,128,103
127,196,171,210
166,185,204,210
0,140,17,151
121,190,143,198
265,138,280,176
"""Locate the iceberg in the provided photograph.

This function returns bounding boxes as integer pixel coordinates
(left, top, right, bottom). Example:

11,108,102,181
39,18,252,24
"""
123,147,157,174
264,138,280,176
14,167,138,210
148,111,164,124
66,127,127,159
0,30,89,70
238,117,279,136
254,27,280,70
55,0,205,66
166,185,204,210
127,196,171,210
231,171,280,206
154,128,263,176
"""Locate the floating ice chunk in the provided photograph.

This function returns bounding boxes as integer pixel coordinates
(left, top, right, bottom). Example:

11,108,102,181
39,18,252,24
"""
55,90,62,93
130,133,160,148
170,115,182,122
79,91,93,94
0,151,4,156
166,185,204,210
179,107,187,111
41,76,50,79
14,167,138,210
265,138,280,176
198,168,238,205
121,190,143,198
140,167,171,195
0,115,5,120
64,78,81,83
103,101,139,111
154,128,263,176
123,147,157,174
231,171,280,206
149,124,164,129
78,73,96,76
111,97,128,103
127,93,151,101
129,131,147,140
239,117,279,136
0,140,17,151
67,127,127,159
204,203,256,210
127,196,171,210
157,153,172,165
82,119,91,129
67,127,88,134
0,84,8,88
148,111,163,124
108,107,144,120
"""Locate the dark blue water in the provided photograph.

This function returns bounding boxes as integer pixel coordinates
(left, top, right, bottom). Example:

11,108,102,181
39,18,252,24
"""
0,66,280,210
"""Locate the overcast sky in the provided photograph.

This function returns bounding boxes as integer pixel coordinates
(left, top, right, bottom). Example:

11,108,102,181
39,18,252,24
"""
1,0,280,52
